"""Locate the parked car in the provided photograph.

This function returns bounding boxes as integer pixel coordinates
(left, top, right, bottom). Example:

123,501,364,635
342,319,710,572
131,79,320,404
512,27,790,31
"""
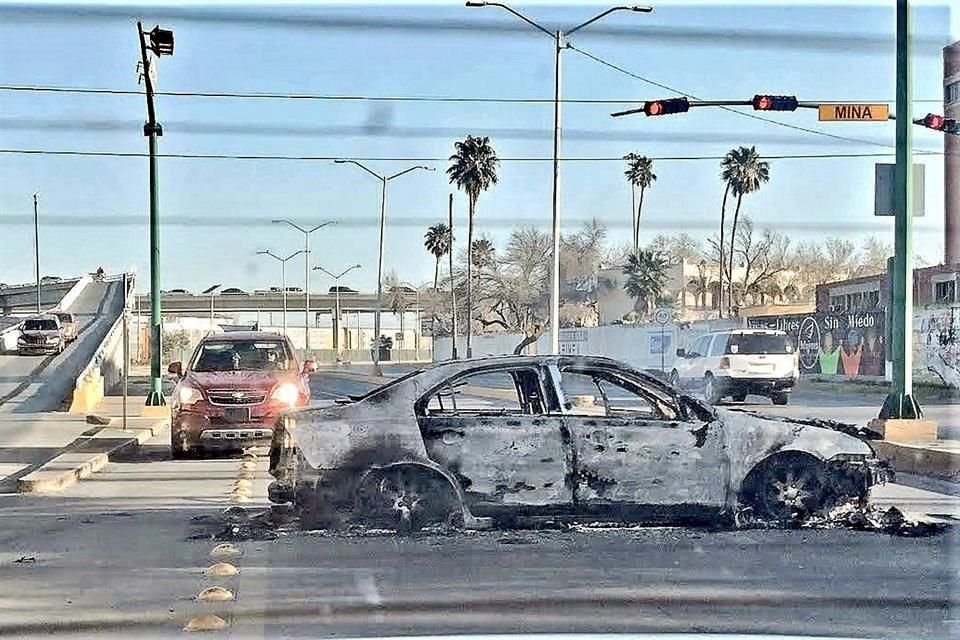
53,312,78,343
164,288,189,294
221,287,246,295
167,331,317,458
268,355,887,532
670,329,799,405
17,315,64,355
329,286,358,295
40,275,62,284
284,286,303,293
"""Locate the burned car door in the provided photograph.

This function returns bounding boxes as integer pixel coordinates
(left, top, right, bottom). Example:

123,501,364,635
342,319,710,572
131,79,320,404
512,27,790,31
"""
415,365,574,516
552,364,727,519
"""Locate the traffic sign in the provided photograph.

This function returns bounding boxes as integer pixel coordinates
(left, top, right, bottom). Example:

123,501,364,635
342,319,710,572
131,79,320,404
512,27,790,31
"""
653,307,672,325
818,103,889,121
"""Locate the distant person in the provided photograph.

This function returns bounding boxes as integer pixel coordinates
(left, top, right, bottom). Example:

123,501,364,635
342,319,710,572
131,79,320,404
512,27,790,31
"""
95,266,105,281
818,330,841,375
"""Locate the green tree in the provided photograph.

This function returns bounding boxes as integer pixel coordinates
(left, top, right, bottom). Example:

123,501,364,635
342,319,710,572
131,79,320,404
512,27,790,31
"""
423,222,452,291
447,135,500,357
623,153,657,251
622,249,669,317
724,146,770,315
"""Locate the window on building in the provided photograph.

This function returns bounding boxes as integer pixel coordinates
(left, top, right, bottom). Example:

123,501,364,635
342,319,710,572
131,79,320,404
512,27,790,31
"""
946,80,960,106
934,280,956,303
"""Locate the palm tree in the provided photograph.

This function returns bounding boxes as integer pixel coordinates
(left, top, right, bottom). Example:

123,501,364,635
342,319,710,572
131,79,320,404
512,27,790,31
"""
470,238,495,272
447,135,500,357
623,153,656,252
724,146,770,314
622,249,669,317
423,222,452,290
382,271,410,343
717,150,738,318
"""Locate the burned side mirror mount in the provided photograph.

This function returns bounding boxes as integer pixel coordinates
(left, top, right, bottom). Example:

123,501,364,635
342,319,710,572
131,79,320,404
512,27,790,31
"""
167,361,183,377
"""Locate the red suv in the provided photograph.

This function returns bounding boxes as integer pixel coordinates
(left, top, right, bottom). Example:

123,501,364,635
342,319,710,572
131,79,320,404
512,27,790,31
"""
167,332,316,458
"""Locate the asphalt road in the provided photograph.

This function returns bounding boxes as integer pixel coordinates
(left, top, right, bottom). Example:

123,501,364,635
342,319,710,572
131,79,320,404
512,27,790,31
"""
0,371,956,638
0,281,123,413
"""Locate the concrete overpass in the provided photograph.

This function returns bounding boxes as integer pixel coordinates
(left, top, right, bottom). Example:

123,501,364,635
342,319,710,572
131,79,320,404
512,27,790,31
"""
0,280,126,413
136,290,421,314
0,279,84,315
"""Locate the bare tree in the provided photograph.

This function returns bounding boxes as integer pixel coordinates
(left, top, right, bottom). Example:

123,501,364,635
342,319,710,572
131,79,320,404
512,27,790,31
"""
733,217,790,308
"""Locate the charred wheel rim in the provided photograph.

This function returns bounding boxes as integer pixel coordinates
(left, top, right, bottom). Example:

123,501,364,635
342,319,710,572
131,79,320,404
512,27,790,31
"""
357,467,460,533
745,456,829,522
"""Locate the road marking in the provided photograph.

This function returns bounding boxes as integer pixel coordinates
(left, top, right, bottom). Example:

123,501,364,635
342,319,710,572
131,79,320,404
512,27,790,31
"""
210,543,241,559
184,614,227,631
196,586,235,602
205,563,239,577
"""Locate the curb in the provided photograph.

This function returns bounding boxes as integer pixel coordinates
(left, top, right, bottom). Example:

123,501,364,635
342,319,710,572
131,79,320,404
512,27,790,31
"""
873,441,960,482
17,418,169,494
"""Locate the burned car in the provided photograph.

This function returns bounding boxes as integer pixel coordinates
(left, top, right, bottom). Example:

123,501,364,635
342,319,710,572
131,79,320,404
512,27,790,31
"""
268,356,889,531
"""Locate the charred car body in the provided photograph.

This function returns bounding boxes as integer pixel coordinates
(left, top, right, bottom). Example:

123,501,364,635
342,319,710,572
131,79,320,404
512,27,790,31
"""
269,356,890,531
168,332,316,458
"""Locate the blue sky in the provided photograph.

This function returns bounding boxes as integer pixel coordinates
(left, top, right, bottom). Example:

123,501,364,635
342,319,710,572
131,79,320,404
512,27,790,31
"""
0,0,955,294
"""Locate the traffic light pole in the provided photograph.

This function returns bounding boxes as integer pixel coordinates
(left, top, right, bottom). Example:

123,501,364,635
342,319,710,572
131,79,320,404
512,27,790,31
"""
138,22,165,407
880,0,922,420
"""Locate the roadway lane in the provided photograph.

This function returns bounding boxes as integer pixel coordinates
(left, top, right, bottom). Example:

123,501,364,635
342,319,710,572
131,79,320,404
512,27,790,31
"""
0,435,955,638
0,281,123,413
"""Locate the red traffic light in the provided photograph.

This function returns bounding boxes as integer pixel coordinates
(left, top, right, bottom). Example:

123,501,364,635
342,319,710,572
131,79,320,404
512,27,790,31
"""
920,113,946,130
752,94,799,111
643,97,690,117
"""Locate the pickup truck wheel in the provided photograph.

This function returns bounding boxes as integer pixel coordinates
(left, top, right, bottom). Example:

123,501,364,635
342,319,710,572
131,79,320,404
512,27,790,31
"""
772,392,790,406
356,466,462,534
170,431,192,459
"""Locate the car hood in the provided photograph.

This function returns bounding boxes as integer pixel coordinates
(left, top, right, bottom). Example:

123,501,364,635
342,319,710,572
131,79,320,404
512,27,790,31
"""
186,370,298,391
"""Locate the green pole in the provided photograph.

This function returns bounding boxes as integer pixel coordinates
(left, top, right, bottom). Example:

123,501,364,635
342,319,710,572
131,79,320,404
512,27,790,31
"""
880,0,920,420
145,129,164,405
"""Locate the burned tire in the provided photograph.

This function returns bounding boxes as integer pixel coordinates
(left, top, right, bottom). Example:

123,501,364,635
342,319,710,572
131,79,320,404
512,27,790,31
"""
772,392,790,406
739,453,837,523
355,466,463,534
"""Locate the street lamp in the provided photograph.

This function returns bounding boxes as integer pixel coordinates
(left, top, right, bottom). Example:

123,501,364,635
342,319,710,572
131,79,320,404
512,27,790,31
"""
271,220,334,353
466,2,651,354
136,21,175,407
313,263,361,358
256,249,305,336
334,159,433,375
399,280,429,353
202,284,221,329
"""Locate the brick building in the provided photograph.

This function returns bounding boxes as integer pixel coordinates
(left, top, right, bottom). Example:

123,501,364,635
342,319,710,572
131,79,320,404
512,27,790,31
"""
815,263,960,314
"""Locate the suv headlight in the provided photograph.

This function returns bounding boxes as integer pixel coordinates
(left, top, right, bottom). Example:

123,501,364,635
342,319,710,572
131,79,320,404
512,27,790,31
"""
271,383,300,407
177,384,203,405
46,336,61,344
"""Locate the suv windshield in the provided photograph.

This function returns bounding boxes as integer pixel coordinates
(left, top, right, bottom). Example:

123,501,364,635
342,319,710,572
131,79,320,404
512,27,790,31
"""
23,319,57,331
191,340,292,372
54,314,72,323
727,333,793,355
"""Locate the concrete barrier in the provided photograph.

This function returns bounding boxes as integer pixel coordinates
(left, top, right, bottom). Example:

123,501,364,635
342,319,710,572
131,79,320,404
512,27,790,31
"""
51,275,92,313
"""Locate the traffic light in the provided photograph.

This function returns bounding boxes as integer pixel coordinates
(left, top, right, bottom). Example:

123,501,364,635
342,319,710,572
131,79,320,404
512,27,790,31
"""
643,98,690,116
916,113,959,134
752,94,799,111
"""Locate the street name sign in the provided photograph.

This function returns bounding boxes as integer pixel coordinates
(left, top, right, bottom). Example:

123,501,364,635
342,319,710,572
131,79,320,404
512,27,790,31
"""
818,103,890,121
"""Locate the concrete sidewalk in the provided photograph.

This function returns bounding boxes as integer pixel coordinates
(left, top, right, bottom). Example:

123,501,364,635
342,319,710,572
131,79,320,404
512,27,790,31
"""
0,396,169,494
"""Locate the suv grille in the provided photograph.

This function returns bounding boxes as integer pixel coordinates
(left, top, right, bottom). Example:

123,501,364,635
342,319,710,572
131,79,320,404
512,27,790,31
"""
207,389,266,406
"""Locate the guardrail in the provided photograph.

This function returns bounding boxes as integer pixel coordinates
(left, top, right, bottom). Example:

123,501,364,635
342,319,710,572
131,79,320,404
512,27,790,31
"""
69,274,135,413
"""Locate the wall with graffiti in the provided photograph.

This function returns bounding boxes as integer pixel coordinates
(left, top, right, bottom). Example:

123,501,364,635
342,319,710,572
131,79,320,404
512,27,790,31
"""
747,311,886,379
914,305,960,388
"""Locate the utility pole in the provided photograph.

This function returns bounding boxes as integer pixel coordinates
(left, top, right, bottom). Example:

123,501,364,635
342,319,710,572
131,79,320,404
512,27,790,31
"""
32,193,40,313
257,249,304,336
136,22,175,407
449,193,458,360
465,2,652,354
880,0,922,420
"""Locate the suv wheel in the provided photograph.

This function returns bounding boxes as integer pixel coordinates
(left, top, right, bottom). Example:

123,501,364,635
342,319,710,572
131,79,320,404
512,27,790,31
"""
704,374,722,405
772,392,790,406
171,430,192,459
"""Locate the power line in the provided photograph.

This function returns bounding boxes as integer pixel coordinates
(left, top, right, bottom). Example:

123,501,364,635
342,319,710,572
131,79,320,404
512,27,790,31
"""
567,44,898,150
0,148,945,162
0,117,916,148
0,84,943,105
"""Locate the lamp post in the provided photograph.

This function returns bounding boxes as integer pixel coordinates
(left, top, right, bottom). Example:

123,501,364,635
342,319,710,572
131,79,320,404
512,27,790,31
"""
136,22,175,407
32,193,40,313
334,160,433,375
256,249,305,336
400,281,429,355
465,2,651,354
271,220,334,353
202,284,221,329
313,263,361,358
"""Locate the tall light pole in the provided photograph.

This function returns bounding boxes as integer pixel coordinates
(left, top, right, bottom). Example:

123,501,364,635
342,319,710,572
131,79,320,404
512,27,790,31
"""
257,249,305,336
313,264,361,358
400,281,429,353
466,2,652,353
271,220,334,353
334,159,433,375
32,193,40,313
202,284,221,329
136,22,175,407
